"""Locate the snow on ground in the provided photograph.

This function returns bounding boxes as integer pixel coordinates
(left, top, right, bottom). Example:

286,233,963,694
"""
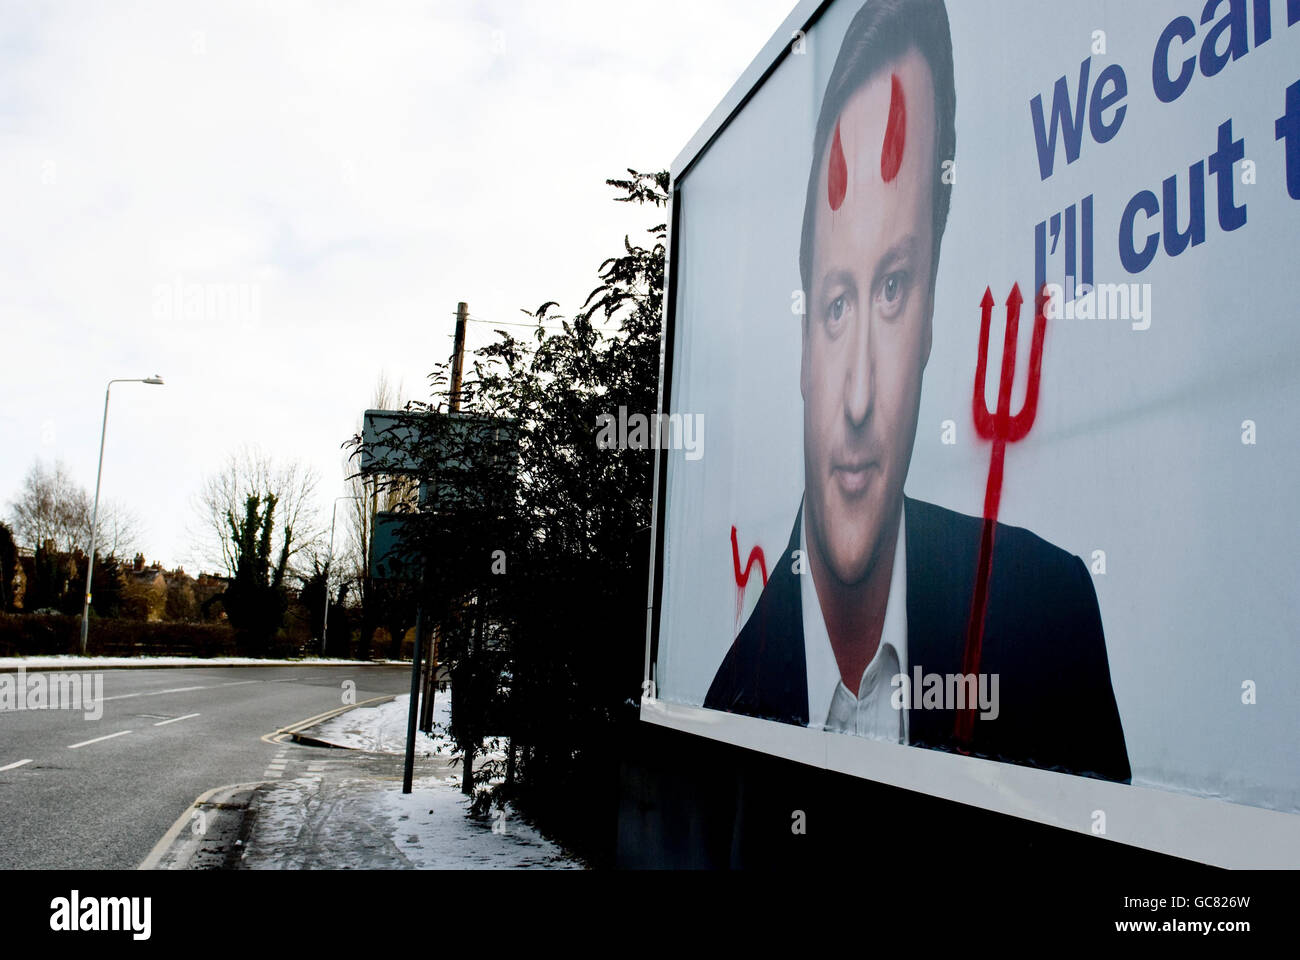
311,690,453,757
247,690,580,869
310,690,510,765
0,656,402,669
245,772,582,869
376,777,581,870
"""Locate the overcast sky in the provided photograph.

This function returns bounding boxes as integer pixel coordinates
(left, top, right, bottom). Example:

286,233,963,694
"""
0,0,794,570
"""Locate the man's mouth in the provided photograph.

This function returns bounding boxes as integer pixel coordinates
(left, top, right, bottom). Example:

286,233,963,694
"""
831,459,877,497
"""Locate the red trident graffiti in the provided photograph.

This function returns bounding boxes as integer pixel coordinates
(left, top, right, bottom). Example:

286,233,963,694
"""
955,282,1048,747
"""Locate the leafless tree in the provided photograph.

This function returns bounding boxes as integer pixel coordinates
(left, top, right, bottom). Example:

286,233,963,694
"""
193,446,324,578
7,459,141,556
95,500,143,558
8,460,85,552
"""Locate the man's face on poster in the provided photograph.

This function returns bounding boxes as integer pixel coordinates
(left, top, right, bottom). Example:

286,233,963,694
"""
802,48,937,586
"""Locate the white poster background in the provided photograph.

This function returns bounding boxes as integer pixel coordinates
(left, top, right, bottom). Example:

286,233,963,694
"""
656,0,1300,816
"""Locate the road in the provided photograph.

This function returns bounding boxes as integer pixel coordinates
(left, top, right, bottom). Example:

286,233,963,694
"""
0,664,412,869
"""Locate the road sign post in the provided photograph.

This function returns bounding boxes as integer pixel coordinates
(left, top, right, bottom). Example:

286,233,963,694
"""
402,560,427,795
361,399,516,796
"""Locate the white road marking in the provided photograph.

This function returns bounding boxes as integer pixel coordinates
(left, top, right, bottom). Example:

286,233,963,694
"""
261,747,293,780
0,759,33,771
153,713,201,727
103,680,273,702
68,730,133,749
99,673,324,703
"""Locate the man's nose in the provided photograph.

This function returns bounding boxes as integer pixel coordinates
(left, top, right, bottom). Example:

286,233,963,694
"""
844,314,874,428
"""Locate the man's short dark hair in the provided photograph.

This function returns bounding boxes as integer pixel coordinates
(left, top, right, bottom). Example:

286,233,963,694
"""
798,0,956,300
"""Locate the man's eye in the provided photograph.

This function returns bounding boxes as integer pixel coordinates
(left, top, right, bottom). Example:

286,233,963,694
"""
825,294,849,334
876,271,910,319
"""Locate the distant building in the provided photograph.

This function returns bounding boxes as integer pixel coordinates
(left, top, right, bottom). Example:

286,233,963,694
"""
10,547,32,610
192,572,229,621
9,543,228,622
125,554,168,621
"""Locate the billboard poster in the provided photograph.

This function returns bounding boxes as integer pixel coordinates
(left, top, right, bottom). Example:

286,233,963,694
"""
646,0,1300,864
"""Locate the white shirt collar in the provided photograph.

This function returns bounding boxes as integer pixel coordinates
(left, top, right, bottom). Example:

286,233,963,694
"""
800,502,909,740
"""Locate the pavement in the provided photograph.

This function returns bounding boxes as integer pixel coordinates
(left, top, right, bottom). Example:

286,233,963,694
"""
141,693,583,870
0,662,412,868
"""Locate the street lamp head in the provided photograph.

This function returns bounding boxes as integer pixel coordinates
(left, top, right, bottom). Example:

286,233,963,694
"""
143,375,164,385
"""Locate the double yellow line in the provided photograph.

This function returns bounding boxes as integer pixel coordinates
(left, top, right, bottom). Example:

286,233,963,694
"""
260,694,395,745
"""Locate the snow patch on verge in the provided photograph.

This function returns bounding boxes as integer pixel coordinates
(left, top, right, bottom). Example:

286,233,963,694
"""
310,691,451,756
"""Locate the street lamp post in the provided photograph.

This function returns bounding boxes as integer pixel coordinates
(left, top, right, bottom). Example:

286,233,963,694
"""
321,495,361,656
80,376,165,655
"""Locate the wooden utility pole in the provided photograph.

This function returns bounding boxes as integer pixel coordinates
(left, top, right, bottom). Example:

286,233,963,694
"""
419,623,438,732
461,601,482,797
404,301,472,788
418,301,467,729
411,302,468,736
450,301,468,413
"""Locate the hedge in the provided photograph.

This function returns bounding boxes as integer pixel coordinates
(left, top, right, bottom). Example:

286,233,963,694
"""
0,613,250,658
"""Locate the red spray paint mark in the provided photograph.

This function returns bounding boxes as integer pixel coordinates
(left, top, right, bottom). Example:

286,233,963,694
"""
827,121,847,211
956,283,1048,748
880,73,906,183
731,525,769,627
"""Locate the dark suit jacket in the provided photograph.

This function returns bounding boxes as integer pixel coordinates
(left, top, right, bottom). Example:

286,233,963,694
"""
704,496,1130,783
